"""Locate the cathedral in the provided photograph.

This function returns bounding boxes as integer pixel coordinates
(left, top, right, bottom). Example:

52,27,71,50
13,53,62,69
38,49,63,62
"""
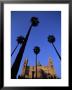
18,57,59,79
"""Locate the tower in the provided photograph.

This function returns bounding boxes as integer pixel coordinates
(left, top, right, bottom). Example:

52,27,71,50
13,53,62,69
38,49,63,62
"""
48,57,56,78
21,58,28,77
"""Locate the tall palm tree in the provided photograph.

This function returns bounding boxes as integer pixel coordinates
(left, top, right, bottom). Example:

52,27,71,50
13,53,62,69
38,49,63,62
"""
11,17,39,79
11,36,25,56
33,46,40,78
25,17,39,41
31,17,39,26
48,35,61,60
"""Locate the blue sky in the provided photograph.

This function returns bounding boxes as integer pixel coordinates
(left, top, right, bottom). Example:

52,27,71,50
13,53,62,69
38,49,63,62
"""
11,11,61,78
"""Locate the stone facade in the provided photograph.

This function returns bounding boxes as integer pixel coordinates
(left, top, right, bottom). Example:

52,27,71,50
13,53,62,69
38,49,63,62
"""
18,57,58,79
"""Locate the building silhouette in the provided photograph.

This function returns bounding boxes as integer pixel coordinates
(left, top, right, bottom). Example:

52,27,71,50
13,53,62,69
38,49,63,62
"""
18,57,59,79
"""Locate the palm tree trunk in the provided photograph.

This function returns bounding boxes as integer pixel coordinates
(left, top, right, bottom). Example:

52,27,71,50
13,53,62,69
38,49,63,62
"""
25,24,32,41
52,43,61,60
36,55,37,78
11,24,33,79
11,44,19,56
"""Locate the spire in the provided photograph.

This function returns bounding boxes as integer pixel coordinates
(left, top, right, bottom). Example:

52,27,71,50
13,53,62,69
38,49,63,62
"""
21,58,28,77
37,60,42,66
48,57,56,77
48,57,53,67
24,58,28,65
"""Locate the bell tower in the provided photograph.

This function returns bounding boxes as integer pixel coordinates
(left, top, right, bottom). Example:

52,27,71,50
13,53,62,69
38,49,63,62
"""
21,58,28,77
48,57,56,78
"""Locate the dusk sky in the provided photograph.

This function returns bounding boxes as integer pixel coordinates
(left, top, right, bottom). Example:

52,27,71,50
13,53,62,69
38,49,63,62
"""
11,11,61,78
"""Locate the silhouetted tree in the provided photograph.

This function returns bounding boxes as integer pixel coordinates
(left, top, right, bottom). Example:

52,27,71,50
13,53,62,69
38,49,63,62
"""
11,36,25,56
33,46,40,78
11,17,39,79
48,35,61,60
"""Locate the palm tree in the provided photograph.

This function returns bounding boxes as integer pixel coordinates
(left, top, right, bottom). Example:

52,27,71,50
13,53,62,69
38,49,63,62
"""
33,46,40,78
31,17,39,26
48,35,61,60
11,17,39,79
11,36,25,56
25,17,39,41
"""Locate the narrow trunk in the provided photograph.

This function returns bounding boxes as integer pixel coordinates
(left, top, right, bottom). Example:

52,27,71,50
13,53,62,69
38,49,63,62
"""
11,44,19,56
52,43,61,60
36,55,37,78
11,25,33,79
